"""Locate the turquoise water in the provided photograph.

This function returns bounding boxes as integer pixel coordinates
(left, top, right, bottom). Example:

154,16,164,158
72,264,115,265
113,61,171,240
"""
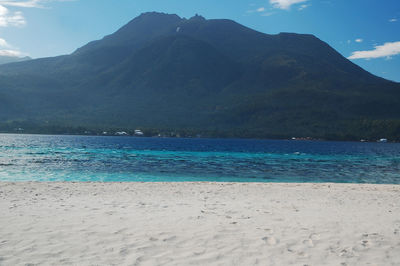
0,134,400,184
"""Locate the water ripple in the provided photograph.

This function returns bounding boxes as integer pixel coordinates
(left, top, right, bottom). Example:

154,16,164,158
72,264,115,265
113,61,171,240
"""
0,134,400,183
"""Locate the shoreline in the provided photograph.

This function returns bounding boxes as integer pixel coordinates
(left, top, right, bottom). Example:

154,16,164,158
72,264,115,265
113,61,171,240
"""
1,182,399,265
1,132,399,144
3,181,400,186
3,180,400,185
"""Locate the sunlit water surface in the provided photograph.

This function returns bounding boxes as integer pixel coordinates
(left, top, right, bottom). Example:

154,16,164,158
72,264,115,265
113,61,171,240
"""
0,134,399,183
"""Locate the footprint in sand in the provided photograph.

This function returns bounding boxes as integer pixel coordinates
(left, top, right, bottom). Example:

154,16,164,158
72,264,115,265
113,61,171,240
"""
353,236,374,252
338,248,355,258
361,239,371,246
264,228,274,234
119,247,130,255
163,236,177,242
262,236,278,245
297,251,309,258
303,239,314,248
309,233,321,241
192,248,206,256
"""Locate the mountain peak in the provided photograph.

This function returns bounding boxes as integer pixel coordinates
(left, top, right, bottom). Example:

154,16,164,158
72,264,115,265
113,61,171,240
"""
137,11,181,20
74,11,183,55
189,14,206,21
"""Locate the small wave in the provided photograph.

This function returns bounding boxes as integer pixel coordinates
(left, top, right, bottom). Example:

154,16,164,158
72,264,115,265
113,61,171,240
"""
30,160,48,164
26,152,48,155
0,163,14,166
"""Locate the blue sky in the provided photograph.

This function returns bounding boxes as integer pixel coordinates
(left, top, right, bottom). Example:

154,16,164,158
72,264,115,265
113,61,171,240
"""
0,0,399,81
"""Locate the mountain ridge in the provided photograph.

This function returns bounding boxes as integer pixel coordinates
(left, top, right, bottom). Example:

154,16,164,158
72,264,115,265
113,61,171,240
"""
0,56,31,65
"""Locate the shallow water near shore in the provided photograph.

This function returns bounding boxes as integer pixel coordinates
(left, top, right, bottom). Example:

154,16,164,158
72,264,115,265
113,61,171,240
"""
0,134,399,184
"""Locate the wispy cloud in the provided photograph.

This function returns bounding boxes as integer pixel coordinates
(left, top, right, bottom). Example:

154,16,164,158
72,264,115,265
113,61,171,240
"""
0,0,74,58
0,0,74,8
0,37,10,47
246,6,274,16
270,0,309,10
0,37,26,57
261,12,275,16
389,18,397,22
0,49,23,57
0,4,25,27
348,41,400,60
0,0,74,28
0,0,43,8
298,4,310,11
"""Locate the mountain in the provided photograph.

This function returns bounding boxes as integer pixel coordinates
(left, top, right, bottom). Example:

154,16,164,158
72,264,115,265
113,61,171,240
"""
0,56,31,65
0,12,400,140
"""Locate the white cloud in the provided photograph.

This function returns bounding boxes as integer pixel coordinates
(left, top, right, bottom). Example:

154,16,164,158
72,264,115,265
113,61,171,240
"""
0,0,75,8
0,0,74,28
0,37,26,57
0,5,26,27
261,12,275,16
298,4,309,10
0,0,42,8
348,41,400,60
247,6,274,16
270,0,309,10
355,38,363,43
389,18,397,22
0,49,22,57
0,37,10,47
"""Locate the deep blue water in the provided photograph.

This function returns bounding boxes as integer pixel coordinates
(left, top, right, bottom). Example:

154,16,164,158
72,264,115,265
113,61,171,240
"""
0,134,400,184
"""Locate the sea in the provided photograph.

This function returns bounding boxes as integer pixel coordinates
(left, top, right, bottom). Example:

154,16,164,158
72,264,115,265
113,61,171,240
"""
0,134,399,184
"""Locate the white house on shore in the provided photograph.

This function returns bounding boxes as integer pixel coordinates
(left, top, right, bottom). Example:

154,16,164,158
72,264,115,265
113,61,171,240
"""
134,130,144,136
115,131,128,136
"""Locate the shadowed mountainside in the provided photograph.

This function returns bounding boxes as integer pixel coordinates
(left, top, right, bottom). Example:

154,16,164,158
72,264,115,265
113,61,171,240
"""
0,12,400,140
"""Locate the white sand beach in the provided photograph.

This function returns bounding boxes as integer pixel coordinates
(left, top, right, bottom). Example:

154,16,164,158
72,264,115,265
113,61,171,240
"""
0,182,399,265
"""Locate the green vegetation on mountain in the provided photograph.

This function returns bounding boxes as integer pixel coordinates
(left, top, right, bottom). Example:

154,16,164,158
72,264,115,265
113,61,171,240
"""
0,12,400,140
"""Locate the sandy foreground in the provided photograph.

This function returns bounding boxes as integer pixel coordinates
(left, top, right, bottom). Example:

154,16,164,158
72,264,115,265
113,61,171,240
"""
0,182,399,266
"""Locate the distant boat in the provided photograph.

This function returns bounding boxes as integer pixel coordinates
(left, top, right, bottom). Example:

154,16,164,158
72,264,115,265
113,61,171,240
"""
378,138,388,143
